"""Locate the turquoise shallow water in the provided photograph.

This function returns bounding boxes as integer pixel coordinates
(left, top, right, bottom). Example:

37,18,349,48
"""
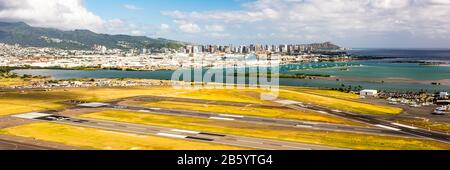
11,49,450,92
12,63,450,92
286,60,450,81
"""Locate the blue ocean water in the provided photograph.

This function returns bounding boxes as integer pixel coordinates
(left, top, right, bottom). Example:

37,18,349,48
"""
347,48,450,61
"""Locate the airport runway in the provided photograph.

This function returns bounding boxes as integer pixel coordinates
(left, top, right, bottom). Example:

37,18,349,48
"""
129,96,287,109
0,138,54,150
105,98,407,137
130,95,450,143
121,96,450,143
286,103,450,144
24,114,344,150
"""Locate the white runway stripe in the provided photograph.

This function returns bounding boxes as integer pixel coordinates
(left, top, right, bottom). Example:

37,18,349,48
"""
303,122,319,125
218,114,244,118
209,117,235,121
171,129,200,134
391,123,418,129
156,133,187,139
295,125,313,128
376,124,401,131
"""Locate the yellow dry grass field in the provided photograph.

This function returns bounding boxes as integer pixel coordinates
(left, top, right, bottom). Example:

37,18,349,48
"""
173,88,275,105
0,122,246,150
399,120,450,134
0,92,66,116
80,110,450,150
0,86,400,117
279,89,403,115
283,87,360,100
0,86,185,116
0,78,29,87
142,101,360,125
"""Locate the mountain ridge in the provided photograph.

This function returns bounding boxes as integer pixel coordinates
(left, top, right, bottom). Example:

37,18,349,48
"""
0,21,185,50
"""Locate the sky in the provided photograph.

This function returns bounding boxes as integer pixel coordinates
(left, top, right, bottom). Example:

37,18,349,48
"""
0,0,450,48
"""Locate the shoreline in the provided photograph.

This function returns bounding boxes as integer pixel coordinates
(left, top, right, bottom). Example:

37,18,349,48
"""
13,67,450,85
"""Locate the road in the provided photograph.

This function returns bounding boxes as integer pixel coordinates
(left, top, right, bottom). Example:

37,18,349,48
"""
31,114,343,150
286,103,450,144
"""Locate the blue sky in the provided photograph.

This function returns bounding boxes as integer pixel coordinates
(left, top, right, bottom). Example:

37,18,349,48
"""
1,0,450,48
85,0,246,25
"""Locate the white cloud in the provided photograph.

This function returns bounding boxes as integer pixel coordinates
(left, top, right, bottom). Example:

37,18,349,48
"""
175,21,201,33
123,4,142,11
208,32,231,38
205,24,225,32
0,0,103,31
130,30,145,36
0,0,153,37
162,0,450,45
160,24,170,32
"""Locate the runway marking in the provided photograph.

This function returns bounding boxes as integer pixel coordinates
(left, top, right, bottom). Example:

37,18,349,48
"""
332,109,342,113
209,117,235,121
391,123,418,129
295,125,313,128
186,136,214,141
282,145,312,150
303,122,319,125
138,110,150,113
150,108,161,110
375,125,401,131
156,133,187,139
13,112,53,119
171,129,200,134
316,111,328,114
199,132,226,137
218,114,244,118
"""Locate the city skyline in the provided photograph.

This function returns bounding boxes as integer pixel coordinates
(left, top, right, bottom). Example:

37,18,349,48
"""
0,0,450,48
